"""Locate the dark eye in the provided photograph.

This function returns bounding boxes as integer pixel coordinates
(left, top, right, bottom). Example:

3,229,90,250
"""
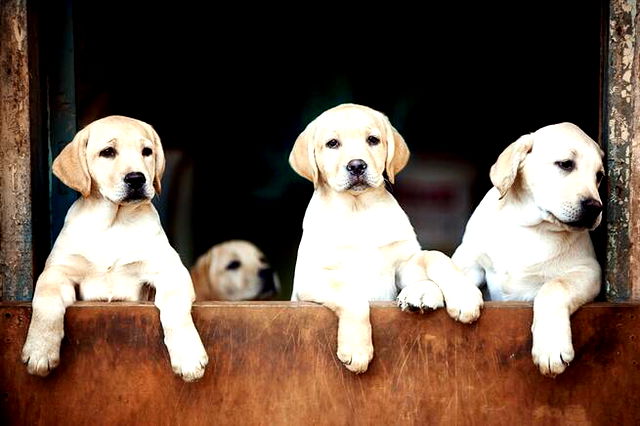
142,147,152,156
596,171,604,184
259,256,267,263
555,160,575,171
367,135,380,146
226,260,241,270
99,147,116,158
326,139,340,149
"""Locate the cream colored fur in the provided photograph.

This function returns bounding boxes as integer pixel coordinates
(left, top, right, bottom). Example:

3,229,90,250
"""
452,122,604,376
21,116,208,381
290,104,483,374
191,240,279,301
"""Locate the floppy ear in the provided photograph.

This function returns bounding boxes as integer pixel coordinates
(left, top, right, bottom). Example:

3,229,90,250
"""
52,126,92,197
490,134,534,199
383,118,410,183
289,123,319,186
190,251,213,301
144,123,165,195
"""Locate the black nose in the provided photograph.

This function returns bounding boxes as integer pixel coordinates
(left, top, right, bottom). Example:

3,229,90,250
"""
578,198,602,227
124,172,146,190
259,268,276,294
346,159,367,176
258,268,272,281
582,198,603,215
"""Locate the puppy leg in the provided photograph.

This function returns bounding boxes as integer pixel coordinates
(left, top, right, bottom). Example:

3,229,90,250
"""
396,255,444,312
298,287,373,374
421,250,484,323
22,267,76,376
532,265,600,377
335,299,374,374
451,244,486,288
153,264,209,382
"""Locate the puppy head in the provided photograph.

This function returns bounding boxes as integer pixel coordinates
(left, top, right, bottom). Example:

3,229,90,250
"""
191,240,279,301
491,123,604,230
289,104,409,192
52,115,165,203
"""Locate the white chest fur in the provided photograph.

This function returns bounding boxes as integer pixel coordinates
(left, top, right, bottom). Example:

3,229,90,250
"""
464,193,595,301
48,199,171,301
293,190,420,301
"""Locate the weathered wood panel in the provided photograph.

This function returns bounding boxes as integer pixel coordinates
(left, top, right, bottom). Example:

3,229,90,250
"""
0,0,34,301
606,0,639,300
629,1,640,299
1,302,639,425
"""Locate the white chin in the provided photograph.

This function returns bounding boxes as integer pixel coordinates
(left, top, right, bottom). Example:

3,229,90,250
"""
331,175,380,192
536,208,567,227
543,210,593,231
348,184,370,192
108,193,152,205
102,191,123,204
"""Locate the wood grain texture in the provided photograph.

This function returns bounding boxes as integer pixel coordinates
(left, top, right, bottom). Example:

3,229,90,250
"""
0,0,33,301
1,302,639,425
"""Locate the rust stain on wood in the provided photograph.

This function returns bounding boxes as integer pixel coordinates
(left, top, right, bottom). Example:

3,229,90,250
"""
1,302,640,425
0,0,34,300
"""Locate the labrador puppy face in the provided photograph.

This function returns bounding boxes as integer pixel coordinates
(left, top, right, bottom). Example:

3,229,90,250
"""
315,107,388,192
289,104,409,191
87,120,158,203
52,116,165,204
192,240,279,301
491,123,604,230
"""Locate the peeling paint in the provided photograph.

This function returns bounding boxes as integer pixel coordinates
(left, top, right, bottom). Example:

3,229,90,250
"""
629,0,640,299
605,0,638,301
11,19,25,52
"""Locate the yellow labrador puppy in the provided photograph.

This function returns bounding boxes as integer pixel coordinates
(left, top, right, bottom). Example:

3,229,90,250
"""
191,240,279,301
289,103,483,373
21,116,208,381
452,123,603,377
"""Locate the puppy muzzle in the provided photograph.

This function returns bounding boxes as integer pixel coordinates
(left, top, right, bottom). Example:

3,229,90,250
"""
122,172,152,202
346,159,373,191
258,268,279,299
565,198,603,230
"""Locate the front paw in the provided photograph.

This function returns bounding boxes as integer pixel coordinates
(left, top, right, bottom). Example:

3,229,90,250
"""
443,284,483,323
166,336,209,382
22,334,61,377
337,341,374,374
397,281,444,312
531,318,574,377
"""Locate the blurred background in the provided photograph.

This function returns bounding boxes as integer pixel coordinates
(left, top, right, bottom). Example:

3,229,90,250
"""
62,1,604,299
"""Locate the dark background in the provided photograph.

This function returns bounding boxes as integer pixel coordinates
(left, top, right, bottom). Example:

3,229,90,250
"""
68,1,605,298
